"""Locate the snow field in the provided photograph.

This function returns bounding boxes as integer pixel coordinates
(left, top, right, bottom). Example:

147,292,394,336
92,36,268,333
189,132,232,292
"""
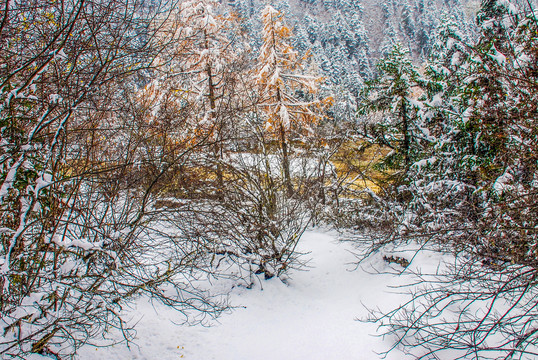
75,231,445,360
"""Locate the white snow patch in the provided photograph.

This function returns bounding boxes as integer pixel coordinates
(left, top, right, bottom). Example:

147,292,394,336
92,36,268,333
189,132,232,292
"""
35,173,53,196
52,235,103,251
279,104,290,130
49,94,63,103
412,157,437,171
489,45,507,66
493,168,513,194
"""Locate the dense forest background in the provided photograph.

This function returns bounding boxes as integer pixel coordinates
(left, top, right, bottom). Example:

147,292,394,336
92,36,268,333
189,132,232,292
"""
226,0,478,89
1,0,538,358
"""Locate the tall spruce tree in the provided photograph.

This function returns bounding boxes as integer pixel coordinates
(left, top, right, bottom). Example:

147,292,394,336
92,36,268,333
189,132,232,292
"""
358,44,424,179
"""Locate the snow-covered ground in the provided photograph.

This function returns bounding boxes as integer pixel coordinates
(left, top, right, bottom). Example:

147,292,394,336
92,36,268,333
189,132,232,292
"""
75,231,442,360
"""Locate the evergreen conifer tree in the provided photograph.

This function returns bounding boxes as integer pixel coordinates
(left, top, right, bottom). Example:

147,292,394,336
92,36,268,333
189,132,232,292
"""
359,44,424,179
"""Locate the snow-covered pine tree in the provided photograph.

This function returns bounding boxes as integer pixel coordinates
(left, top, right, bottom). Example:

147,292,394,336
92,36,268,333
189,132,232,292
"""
358,43,424,181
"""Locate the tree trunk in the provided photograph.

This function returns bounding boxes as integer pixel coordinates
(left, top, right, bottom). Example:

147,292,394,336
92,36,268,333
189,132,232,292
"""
279,122,293,196
205,31,224,199
401,99,410,174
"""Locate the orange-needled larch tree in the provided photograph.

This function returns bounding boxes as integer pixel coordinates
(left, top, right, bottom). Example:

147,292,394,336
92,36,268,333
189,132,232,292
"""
256,5,331,196
177,0,246,196
144,0,247,198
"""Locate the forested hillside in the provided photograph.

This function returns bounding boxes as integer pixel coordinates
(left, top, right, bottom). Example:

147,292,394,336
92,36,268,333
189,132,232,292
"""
1,0,537,359
227,0,478,92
